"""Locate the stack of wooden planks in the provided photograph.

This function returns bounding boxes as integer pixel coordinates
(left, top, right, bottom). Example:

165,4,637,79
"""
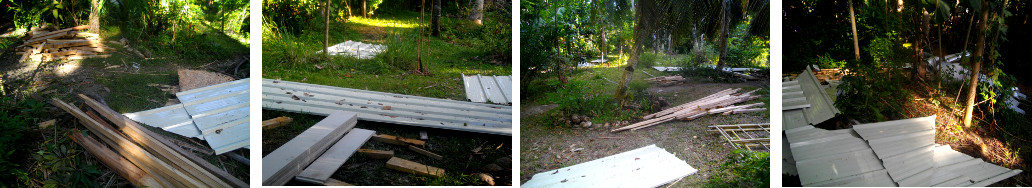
263,111,362,186
54,95,248,188
645,75,685,86
612,88,766,132
17,25,111,62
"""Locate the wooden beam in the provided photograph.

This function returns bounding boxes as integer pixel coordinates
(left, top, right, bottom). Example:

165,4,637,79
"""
358,149,394,159
408,145,443,160
43,40,105,49
51,98,200,187
70,131,166,188
21,30,78,47
296,128,376,185
372,134,426,146
77,94,247,188
263,111,359,186
385,157,444,177
262,116,293,130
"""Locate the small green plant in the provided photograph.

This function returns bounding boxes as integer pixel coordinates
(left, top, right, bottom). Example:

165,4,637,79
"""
638,52,658,68
707,149,770,187
0,97,48,187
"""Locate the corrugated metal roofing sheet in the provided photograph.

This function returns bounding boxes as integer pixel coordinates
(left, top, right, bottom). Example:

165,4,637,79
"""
262,79,512,135
783,115,1022,186
462,74,512,104
124,79,251,155
794,67,840,125
521,144,696,188
177,79,250,154
124,104,202,138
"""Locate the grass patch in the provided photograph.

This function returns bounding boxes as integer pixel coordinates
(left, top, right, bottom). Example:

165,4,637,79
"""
706,150,770,187
263,9,511,99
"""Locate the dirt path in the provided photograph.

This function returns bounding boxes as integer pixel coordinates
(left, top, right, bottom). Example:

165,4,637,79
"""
520,80,769,187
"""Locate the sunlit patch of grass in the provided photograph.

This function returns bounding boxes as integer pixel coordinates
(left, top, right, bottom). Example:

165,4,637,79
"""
349,16,419,29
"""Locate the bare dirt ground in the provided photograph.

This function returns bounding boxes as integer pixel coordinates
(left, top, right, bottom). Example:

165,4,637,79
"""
520,79,770,187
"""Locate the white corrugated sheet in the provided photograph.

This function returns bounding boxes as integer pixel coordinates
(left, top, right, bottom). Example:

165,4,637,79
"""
316,40,386,59
522,144,696,188
125,78,251,155
783,115,1022,186
462,74,512,104
262,79,512,135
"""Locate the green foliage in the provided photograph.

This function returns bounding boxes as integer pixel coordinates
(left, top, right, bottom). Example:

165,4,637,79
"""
365,0,384,16
28,134,103,187
638,52,658,68
707,150,770,187
836,59,911,122
866,35,911,68
7,0,90,29
0,97,48,187
814,54,847,69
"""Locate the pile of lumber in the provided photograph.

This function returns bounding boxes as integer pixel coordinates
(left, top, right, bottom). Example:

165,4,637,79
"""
612,88,766,132
17,25,111,62
54,95,247,188
645,75,685,86
262,111,446,186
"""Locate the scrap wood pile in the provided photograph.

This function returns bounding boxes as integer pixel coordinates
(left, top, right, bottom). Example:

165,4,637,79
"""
53,95,248,187
645,75,685,86
612,88,766,132
17,25,111,62
263,111,451,186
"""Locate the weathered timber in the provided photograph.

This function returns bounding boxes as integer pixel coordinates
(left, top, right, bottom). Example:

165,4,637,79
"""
385,157,445,177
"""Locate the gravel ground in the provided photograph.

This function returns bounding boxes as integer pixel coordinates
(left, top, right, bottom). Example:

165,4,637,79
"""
520,79,770,187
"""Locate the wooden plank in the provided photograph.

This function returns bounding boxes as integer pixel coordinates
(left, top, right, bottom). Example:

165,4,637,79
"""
21,30,79,47
358,149,394,159
385,157,444,177
262,116,293,130
408,145,443,160
19,42,44,62
77,95,247,188
263,111,359,186
372,134,426,146
51,98,200,187
296,128,376,184
69,131,166,188
324,178,355,186
43,40,105,49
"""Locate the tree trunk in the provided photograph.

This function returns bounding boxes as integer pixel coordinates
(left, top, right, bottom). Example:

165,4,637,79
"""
325,0,331,56
470,0,484,25
342,0,353,18
615,0,647,103
963,5,990,128
914,9,929,79
432,0,441,36
716,0,729,72
601,23,607,61
363,0,368,18
849,0,860,60
89,0,101,32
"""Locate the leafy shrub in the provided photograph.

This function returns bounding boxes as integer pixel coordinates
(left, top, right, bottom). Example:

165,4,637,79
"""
815,53,847,69
0,97,47,186
638,52,658,68
707,150,770,187
837,60,911,122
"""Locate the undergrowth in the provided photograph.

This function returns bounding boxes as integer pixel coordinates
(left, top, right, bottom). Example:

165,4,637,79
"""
706,149,770,188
